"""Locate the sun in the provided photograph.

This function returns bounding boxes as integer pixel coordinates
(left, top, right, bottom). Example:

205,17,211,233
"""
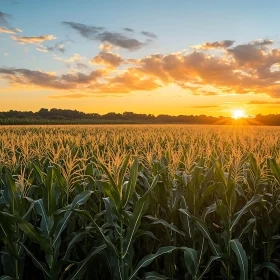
232,109,245,119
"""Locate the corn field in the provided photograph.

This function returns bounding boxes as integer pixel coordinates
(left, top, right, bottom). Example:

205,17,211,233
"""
0,125,280,279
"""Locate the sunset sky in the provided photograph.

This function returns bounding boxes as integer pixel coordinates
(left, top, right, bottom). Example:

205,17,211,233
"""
1,0,280,117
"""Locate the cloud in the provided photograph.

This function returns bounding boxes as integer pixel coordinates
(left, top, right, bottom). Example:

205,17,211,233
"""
11,35,56,44
0,27,21,34
191,40,235,50
0,11,11,26
54,53,85,64
62,21,104,39
2,38,280,99
100,44,113,51
49,93,89,99
0,67,104,90
63,21,150,51
90,51,123,68
124,28,134,32
141,31,157,39
247,100,280,105
76,62,89,69
37,43,65,53
96,31,146,51
252,39,273,47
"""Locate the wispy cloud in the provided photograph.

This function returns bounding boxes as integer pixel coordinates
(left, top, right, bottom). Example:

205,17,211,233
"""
0,27,21,34
11,35,56,44
0,11,11,26
191,40,235,50
63,21,154,51
141,31,157,39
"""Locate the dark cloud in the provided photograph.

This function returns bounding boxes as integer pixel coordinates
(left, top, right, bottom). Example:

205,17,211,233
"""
141,31,157,39
63,21,150,51
191,40,235,50
124,28,134,32
0,67,104,90
62,21,104,39
0,11,11,26
252,39,273,47
46,42,65,53
76,62,89,70
96,31,145,51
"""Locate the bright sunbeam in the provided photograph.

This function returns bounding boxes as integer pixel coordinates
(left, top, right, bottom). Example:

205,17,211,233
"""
232,109,245,119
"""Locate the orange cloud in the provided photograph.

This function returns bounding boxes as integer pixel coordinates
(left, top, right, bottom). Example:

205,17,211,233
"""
90,51,123,68
2,38,280,99
11,35,56,44
0,27,22,34
191,40,235,50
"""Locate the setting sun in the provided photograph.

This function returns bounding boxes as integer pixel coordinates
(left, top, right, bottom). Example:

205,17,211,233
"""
232,109,245,119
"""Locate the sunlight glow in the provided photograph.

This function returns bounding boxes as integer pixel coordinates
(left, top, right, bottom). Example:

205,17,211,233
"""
232,109,245,119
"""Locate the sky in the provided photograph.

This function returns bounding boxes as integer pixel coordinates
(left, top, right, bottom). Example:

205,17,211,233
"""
1,0,280,117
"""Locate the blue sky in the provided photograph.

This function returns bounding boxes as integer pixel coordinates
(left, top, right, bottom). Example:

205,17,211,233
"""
1,0,280,116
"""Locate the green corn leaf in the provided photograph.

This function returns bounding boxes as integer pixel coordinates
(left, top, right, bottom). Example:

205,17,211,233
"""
66,244,107,280
151,219,185,237
0,213,17,258
52,191,93,246
20,242,51,278
0,276,13,280
197,256,220,280
230,194,263,231
0,211,52,254
128,246,177,280
117,154,130,191
268,158,280,184
144,271,169,279
122,157,138,208
123,174,159,258
44,166,56,217
260,262,280,278
194,218,220,256
4,171,18,214
73,209,119,257
230,239,248,280
184,247,198,277
35,199,51,236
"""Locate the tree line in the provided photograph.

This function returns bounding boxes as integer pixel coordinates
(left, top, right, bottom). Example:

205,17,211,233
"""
0,108,280,125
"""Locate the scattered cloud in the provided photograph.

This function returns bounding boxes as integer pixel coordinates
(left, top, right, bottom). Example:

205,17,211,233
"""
141,31,157,39
63,21,152,51
124,28,134,32
2,38,280,99
90,51,123,68
100,44,113,51
0,11,11,26
0,67,105,90
247,100,280,105
54,53,85,64
37,42,65,53
11,35,56,44
0,27,22,34
76,62,89,70
191,40,235,50
0,11,22,34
